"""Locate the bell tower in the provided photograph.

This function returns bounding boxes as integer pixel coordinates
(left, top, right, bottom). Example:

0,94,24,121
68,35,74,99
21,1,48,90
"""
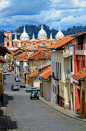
4,32,12,48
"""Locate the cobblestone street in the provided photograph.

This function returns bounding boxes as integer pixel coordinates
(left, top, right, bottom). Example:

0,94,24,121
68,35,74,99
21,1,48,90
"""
4,73,86,131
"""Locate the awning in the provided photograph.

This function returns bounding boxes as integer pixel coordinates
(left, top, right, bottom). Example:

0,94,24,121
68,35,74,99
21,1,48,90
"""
23,70,27,75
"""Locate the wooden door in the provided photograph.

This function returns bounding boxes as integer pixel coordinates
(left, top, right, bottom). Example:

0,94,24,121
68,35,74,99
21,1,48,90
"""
57,85,59,104
82,90,85,115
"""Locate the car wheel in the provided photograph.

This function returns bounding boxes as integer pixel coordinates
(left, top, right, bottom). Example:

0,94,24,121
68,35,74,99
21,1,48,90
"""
37,97,39,100
30,97,32,99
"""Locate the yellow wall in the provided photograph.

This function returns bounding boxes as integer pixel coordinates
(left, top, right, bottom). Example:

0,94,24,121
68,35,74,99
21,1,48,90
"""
30,60,47,73
80,81,86,117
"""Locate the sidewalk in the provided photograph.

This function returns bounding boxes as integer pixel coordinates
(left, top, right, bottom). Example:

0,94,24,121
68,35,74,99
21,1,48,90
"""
11,71,86,123
40,96,86,123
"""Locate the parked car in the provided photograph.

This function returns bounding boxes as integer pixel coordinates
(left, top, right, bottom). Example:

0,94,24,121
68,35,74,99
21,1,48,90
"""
11,84,19,91
30,91,39,99
8,69,12,72
6,72,10,75
26,87,40,93
20,83,26,88
15,77,20,82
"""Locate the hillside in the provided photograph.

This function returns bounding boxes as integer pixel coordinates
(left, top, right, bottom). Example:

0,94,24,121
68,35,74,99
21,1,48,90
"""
15,25,86,39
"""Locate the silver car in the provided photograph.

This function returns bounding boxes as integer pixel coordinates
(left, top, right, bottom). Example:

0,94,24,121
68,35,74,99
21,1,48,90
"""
11,84,19,91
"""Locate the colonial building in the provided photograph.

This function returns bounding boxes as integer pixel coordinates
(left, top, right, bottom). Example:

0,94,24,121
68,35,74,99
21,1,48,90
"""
4,25,64,50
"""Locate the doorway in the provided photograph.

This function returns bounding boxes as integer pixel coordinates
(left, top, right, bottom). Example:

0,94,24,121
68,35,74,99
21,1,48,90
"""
82,90,85,116
57,85,59,104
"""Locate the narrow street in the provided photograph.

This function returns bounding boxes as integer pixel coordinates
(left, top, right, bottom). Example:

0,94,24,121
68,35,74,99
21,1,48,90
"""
4,73,86,131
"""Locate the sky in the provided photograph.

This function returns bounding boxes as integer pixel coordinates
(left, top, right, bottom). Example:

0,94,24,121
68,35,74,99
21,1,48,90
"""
0,0,86,31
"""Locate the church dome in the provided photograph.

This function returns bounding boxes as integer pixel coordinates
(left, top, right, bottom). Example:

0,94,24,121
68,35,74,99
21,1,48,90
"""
55,27,64,40
38,25,47,40
20,26,29,40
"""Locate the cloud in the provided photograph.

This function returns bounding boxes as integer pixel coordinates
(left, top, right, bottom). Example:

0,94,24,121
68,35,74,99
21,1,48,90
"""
1,0,50,17
0,0,86,31
0,0,9,11
74,0,86,7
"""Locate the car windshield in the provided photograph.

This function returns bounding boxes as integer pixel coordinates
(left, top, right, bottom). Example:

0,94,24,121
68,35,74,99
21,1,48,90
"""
14,85,18,87
31,87,37,89
21,83,25,85
32,91,38,94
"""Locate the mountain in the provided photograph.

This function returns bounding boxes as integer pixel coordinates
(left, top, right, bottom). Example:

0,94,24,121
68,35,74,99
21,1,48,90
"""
15,25,86,39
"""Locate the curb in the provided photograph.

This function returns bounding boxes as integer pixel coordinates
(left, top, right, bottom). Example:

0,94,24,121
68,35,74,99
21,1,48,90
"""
39,96,86,124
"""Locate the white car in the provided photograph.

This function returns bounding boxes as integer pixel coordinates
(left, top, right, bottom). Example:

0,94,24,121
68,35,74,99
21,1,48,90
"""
6,72,10,75
15,77,20,82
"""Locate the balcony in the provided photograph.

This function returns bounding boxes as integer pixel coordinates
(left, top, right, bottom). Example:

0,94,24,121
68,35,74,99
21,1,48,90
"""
75,44,86,55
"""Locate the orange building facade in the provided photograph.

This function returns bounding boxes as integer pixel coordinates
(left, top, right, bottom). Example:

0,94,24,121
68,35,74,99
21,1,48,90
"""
73,32,86,113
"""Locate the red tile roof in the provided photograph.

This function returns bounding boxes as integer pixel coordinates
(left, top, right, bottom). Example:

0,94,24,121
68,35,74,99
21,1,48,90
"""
23,70,27,75
18,56,27,62
17,52,27,57
13,51,22,56
47,36,74,49
29,70,38,78
72,68,86,80
27,51,51,60
39,66,51,79
72,32,86,37
0,56,6,63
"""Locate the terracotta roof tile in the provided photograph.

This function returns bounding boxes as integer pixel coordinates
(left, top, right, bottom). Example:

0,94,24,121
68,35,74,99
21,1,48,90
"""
72,32,86,37
29,70,38,78
18,56,27,61
0,56,6,63
39,66,51,79
23,70,27,75
13,51,22,56
27,51,51,60
17,52,27,57
47,36,74,49
72,68,86,80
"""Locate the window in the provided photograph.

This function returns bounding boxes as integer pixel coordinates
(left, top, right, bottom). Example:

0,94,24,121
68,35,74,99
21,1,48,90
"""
24,43,26,46
60,63,61,80
55,86,56,94
7,35,9,39
53,85,54,92
70,57,73,72
33,43,35,45
7,42,9,46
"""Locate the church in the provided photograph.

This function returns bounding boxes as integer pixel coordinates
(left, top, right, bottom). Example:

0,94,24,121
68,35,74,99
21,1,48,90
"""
4,25,64,50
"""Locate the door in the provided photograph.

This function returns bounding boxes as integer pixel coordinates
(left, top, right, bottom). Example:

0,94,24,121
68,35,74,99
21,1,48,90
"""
82,90,85,116
57,85,59,104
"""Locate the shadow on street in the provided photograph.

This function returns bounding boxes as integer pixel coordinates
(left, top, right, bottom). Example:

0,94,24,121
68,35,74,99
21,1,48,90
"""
0,93,18,130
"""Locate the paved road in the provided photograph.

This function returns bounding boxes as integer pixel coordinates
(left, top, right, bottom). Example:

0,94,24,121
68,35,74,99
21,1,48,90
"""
4,73,86,131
